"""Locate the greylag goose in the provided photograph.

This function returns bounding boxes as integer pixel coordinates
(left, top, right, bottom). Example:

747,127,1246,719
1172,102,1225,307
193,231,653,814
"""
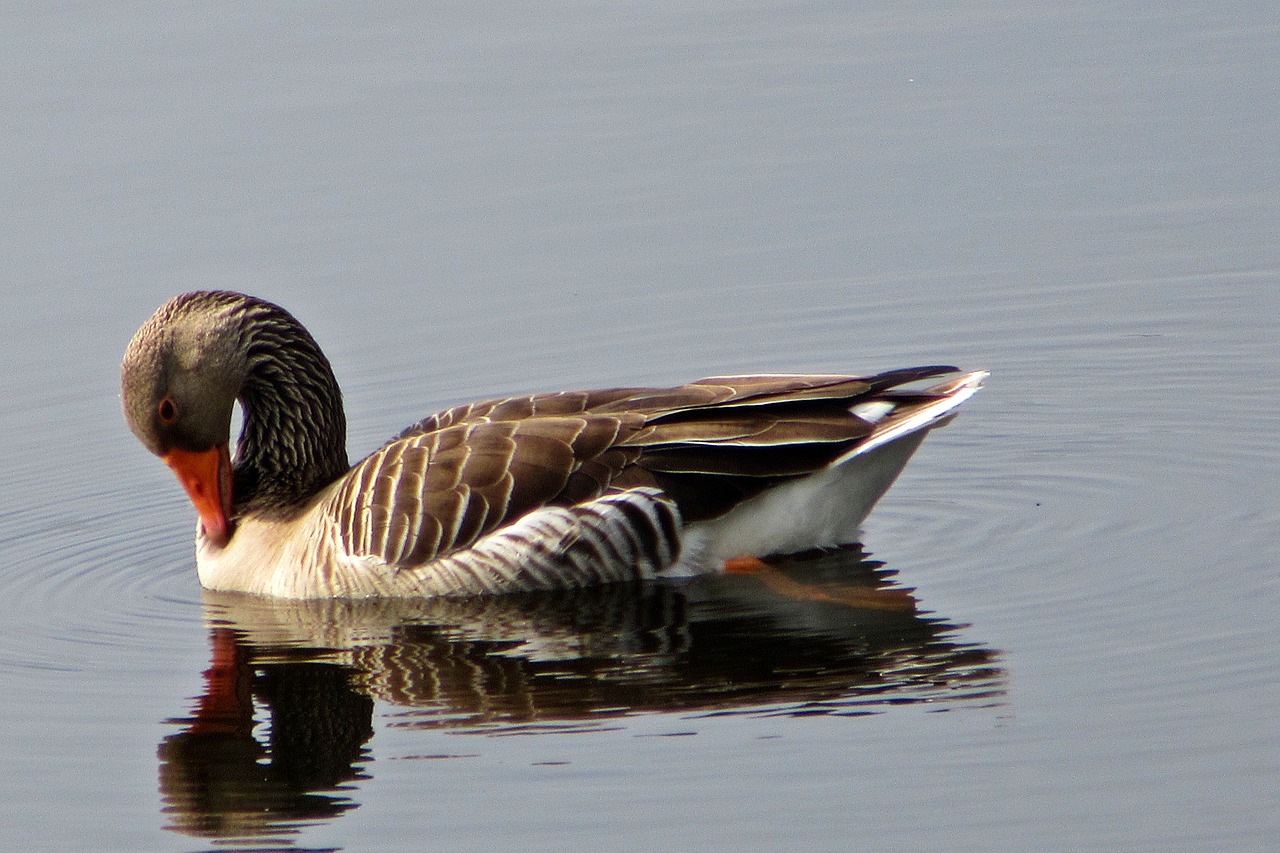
121,291,985,599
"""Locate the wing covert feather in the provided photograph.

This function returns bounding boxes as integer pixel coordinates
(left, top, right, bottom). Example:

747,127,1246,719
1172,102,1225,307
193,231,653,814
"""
331,366,970,568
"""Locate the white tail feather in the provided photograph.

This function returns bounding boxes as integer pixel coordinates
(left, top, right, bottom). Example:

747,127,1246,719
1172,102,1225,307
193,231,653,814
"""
839,369,987,461
670,369,986,574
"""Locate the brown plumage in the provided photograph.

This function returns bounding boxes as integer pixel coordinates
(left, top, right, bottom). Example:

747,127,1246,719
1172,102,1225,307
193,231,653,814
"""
121,291,985,598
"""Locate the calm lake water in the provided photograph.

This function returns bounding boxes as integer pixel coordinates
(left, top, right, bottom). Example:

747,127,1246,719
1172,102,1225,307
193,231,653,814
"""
2,3,1278,851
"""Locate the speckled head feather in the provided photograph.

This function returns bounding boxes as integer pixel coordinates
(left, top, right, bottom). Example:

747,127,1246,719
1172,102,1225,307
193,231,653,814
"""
122,291,349,518
121,292,247,455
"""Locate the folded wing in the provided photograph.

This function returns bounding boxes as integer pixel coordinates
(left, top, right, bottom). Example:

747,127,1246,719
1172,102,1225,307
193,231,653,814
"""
329,366,967,568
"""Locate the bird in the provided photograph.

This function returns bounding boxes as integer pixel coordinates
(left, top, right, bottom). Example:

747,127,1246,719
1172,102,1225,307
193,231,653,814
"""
121,291,985,599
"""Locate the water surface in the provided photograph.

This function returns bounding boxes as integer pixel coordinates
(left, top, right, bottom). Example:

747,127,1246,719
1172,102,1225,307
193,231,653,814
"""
1,3,1277,851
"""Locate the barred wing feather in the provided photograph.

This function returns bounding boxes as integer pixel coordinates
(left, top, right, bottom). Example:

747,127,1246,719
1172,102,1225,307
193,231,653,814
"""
329,366,970,569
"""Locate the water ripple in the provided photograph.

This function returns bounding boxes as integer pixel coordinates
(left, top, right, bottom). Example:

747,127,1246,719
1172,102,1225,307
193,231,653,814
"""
0,473,202,673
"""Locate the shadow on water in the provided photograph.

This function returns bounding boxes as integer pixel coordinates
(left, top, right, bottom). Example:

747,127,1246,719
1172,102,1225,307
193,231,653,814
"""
157,546,1003,846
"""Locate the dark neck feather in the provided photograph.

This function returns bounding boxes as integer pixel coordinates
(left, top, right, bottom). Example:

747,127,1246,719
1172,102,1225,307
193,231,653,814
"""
229,300,349,517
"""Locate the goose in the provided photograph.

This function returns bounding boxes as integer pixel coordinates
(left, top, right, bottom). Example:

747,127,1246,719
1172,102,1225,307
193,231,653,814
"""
121,291,985,599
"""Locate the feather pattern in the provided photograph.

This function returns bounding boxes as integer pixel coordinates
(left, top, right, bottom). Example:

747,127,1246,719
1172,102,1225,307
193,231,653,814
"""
121,291,985,599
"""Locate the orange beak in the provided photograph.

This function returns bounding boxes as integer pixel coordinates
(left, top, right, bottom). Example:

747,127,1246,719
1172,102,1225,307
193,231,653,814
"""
163,445,234,547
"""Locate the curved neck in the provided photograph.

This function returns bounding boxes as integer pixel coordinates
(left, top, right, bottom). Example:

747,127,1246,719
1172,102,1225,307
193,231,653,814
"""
230,303,349,517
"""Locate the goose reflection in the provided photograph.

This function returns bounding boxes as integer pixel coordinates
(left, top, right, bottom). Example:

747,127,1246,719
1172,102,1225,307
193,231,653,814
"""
158,547,1002,843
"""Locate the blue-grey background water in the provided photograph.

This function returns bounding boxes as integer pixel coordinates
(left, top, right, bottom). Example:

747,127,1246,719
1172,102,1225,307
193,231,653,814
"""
2,3,1277,851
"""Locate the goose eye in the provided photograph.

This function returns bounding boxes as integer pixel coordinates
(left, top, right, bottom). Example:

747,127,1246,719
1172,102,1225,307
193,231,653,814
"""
157,397,178,424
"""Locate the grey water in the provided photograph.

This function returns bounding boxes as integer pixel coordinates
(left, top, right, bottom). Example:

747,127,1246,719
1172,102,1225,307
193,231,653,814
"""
2,3,1278,851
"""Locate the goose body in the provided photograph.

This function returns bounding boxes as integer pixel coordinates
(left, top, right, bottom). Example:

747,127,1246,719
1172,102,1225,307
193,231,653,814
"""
122,291,985,599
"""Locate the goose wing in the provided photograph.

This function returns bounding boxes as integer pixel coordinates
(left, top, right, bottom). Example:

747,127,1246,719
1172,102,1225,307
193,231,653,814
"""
328,366,963,568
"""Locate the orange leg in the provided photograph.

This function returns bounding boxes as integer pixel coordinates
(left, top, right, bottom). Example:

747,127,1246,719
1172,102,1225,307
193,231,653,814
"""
723,555,773,575
723,554,916,612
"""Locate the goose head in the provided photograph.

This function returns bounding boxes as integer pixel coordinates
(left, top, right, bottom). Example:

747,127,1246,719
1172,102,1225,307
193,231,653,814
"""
122,292,348,548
